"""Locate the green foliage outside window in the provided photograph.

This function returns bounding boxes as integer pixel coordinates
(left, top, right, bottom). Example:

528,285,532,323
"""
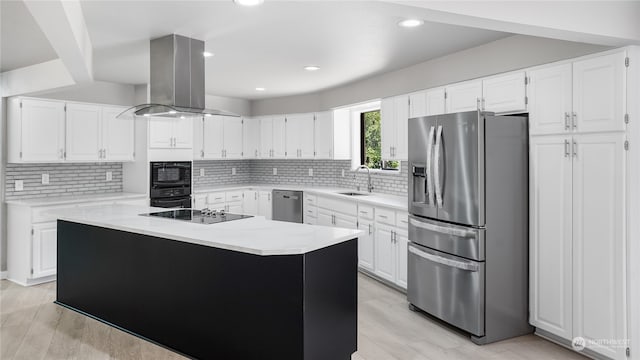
362,110,399,170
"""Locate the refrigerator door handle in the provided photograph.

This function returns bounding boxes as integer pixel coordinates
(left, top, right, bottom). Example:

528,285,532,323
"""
409,218,475,238
409,245,479,272
426,126,435,205
434,125,444,207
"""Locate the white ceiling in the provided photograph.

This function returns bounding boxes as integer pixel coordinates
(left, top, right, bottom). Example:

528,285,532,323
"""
2,1,511,100
0,0,58,72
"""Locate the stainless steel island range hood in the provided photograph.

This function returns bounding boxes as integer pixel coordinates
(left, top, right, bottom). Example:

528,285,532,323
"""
119,34,238,119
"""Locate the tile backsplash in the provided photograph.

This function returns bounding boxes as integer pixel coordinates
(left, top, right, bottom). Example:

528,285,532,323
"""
5,163,123,200
193,159,408,196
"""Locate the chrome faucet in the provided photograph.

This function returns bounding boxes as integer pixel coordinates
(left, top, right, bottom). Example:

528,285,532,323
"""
354,165,374,193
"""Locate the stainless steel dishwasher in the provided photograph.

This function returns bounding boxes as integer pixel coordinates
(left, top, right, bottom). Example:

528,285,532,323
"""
272,190,303,223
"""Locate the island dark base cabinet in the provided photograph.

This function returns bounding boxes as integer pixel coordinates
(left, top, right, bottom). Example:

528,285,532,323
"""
56,221,358,360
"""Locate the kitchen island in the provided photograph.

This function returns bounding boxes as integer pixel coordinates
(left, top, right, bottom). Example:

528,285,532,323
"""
53,205,361,360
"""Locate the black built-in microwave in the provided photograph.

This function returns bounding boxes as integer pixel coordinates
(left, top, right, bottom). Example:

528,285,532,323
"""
150,162,192,200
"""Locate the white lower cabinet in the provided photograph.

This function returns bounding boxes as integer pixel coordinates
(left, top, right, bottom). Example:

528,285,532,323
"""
258,191,272,219
31,222,57,278
374,224,396,283
243,190,259,216
395,230,408,289
357,219,374,272
193,194,207,210
530,133,627,359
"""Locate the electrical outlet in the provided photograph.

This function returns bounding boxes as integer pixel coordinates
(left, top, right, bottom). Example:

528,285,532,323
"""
308,168,313,177
341,169,345,177
273,167,277,175
15,180,24,191
42,173,49,185
200,168,205,177
232,167,236,175
106,171,113,181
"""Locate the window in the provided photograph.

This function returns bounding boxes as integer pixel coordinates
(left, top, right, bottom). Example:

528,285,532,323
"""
360,110,399,170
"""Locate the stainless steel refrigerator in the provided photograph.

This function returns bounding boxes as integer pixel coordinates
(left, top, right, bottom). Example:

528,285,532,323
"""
407,110,532,344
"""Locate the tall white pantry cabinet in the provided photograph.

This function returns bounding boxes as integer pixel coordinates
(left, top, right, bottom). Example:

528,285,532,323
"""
529,49,636,360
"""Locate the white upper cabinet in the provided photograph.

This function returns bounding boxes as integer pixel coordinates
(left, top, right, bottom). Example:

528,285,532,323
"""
102,106,134,161
285,113,315,159
258,115,286,159
572,133,626,360
65,103,102,161
272,115,287,158
223,117,243,159
482,71,527,113
9,98,66,162
529,135,573,340
259,117,274,158
201,116,224,159
446,80,482,113
529,63,573,135
409,91,427,118
314,111,333,159
243,117,261,159
149,116,193,149
572,51,627,133
172,116,194,149
425,87,446,116
380,95,409,161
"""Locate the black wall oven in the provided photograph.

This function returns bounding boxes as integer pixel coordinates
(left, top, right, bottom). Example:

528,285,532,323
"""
150,162,192,208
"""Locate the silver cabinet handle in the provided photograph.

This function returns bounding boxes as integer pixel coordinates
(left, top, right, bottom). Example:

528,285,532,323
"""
481,97,486,111
409,245,479,272
368,224,372,235
573,140,578,157
409,217,476,238
564,112,570,130
426,125,435,205
59,149,64,159
433,125,444,207
255,149,258,157
572,112,577,130
476,98,481,110
378,214,388,219
564,140,570,157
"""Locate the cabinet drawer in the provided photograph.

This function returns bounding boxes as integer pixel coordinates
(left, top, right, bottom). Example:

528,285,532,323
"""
226,191,243,203
317,196,357,216
375,207,396,226
305,205,318,218
357,204,374,220
397,212,409,230
207,192,226,204
32,205,77,223
304,194,317,206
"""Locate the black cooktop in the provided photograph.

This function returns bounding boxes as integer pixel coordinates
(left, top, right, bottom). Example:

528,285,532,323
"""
140,209,252,225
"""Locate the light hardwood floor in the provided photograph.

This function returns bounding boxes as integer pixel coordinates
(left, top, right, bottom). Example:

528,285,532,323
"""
0,274,584,360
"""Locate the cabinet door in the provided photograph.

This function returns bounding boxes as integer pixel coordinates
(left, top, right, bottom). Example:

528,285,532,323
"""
32,222,57,278
227,202,243,214
299,114,315,158
243,190,259,215
445,80,482,113
172,116,194,148
572,133,626,359
272,116,287,158
224,117,244,159
409,91,427,118
102,106,134,161
395,230,408,289
374,224,395,283
258,191,272,219
65,103,102,161
20,99,66,162
193,195,207,210
202,116,224,159
425,87,446,116
334,213,357,229
482,72,527,113
394,95,409,160
193,118,205,159
285,114,314,158
358,220,375,271
260,117,273,158
314,111,333,159
317,210,334,227
528,63,573,135
529,136,573,339
573,52,626,133
243,118,260,159
380,97,395,160
148,117,174,148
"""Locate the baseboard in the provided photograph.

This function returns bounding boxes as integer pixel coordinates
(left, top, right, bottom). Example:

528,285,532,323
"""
358,268,407,294
534,328,613,360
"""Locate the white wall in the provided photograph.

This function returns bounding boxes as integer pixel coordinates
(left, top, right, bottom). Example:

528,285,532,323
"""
251,35,610,115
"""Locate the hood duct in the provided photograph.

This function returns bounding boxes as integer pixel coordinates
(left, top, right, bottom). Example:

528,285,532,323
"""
119,34,238,119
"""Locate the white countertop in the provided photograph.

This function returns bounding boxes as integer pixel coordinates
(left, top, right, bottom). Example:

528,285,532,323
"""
194,185,408,211
5,192,147,207
52,204,362,256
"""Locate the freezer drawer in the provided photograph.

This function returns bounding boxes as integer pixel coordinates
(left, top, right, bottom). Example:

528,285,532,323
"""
407,243,485,337
409,215,485,261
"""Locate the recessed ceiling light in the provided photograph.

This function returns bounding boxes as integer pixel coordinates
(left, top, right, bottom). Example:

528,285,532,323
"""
203,51,214,58
398,19,424,28
304,65,320,71
180,116,186,119
234,0,264,6
255,87,266,91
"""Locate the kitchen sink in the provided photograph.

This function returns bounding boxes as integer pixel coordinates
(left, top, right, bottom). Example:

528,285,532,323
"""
338,192,369,196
